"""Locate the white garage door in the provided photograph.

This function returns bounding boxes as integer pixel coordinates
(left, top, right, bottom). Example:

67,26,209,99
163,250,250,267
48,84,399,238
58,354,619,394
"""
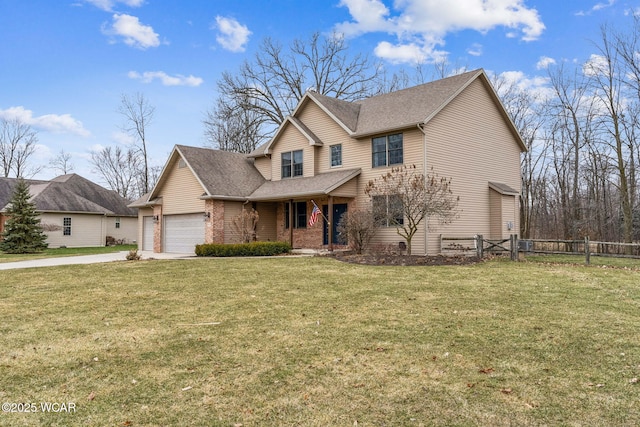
142,216,154,251
164,213,205,253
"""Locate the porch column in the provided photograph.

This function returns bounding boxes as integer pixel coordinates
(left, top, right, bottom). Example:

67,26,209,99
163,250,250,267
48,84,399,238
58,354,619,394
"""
328,196,334,252
288,199,294,247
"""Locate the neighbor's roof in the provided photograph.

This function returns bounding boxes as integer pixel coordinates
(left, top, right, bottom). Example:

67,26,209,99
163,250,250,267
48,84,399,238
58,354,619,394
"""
248,168,361,201
0,174,137,216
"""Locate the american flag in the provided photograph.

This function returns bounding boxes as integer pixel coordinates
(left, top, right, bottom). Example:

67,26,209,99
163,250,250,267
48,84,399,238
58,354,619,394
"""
308,202,321,227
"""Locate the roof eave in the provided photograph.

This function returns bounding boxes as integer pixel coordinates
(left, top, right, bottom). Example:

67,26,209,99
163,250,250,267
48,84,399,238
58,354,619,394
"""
199,194,250,202
351,123,421,139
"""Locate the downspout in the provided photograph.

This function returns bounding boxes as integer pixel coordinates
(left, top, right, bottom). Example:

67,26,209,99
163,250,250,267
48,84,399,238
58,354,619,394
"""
418,123,428,255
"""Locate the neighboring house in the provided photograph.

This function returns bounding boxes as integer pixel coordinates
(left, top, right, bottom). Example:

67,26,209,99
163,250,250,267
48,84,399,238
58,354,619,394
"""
0,174,137,248
131,69,525,254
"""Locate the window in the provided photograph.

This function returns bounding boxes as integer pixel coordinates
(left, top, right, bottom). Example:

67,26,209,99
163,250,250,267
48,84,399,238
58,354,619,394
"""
115,217,121,229
330,144,342,167
372,195,404,227
372,133,403,167
285,201,307,229
281,150,303,178
63,217,72,236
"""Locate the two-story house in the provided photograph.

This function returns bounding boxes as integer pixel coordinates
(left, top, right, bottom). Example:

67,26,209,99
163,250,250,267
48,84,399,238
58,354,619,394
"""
131,69,525,255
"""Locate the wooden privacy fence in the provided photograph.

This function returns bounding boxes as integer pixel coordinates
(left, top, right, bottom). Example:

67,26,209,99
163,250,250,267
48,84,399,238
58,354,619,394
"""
440,235,640,264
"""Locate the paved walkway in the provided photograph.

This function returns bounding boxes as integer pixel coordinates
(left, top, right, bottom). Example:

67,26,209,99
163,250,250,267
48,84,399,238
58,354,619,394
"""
0,251,192,270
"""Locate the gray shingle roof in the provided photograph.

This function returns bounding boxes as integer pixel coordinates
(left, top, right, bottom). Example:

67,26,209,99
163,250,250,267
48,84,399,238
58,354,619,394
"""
305,91,360,132
176,145,266,198
0,174,137,215
248,168,361,201
350,69,482,137
489,182,519,195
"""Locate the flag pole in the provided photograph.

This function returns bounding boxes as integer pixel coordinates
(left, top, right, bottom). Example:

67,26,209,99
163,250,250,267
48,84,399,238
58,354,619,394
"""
310,199,330,224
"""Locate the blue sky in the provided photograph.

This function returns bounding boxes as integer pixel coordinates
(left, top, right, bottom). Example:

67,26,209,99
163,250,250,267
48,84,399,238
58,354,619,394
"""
0,0,635,184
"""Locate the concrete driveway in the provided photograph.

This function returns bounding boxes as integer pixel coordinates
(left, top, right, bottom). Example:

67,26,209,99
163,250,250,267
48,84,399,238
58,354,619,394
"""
0,251,192,270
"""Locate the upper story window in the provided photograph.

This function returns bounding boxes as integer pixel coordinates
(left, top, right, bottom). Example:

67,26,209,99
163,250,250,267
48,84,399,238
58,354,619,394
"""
282,150,303,178
330,144,342,167
115,217,121,229
372,133,403,167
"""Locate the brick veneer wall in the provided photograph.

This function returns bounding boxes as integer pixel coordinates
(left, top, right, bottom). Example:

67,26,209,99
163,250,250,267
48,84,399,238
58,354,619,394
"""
276,197,354,249
205,199,224,244
153,205,162,253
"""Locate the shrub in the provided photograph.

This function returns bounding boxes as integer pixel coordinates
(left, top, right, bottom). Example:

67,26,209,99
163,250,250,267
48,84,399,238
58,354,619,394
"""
195,241,292,257
126,249,142,261
336,208,376,254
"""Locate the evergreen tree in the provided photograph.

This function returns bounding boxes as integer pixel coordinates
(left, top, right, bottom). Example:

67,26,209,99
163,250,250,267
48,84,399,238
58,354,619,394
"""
0,179,48,253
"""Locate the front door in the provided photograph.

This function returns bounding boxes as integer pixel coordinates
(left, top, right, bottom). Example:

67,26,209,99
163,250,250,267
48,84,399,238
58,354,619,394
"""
323,203,347,245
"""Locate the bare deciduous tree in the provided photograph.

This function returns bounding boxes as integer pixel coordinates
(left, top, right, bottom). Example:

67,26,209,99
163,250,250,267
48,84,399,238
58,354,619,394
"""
336,208,376,254
365,165,459,255
0,118,42,178
49,148,74,175
119,92,154,194
231,208,259,243
587,25,635,245
90,146,141,201
203,97,267,153
206,32,380,152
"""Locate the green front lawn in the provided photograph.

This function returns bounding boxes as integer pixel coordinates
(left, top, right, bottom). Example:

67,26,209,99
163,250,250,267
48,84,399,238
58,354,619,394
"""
0,257,638,426
0,244,137,263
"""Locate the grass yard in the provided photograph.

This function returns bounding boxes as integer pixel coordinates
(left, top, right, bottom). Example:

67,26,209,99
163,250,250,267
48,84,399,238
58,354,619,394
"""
0,245,137,264
0,257,639,426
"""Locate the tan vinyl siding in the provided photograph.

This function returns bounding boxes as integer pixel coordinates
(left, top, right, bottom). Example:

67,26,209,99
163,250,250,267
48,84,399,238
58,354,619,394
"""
157,157,206,215
136,207,153,247
297,102,354,174
270,125,313,180
255,202,277,242
41,213,105,248
223,201,243,243
329,177,359,198
105,216,137,244
424,78,522,253
351,128,427,254
489,190,502,238
254,157,272,180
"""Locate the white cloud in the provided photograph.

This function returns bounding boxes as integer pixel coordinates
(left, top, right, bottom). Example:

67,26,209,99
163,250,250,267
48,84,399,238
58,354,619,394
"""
0,106,91,137
213,16,251,52
593,0,616,12
335,0,545,64
102,13,160,49
83,0,144,12
467,43,483,57
335,0,394,36
128,71,203,87
583,54,609,77
495,70,554,100
536,56,556,70
111,131,135,146
576,0,616,16
374,41,427,64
